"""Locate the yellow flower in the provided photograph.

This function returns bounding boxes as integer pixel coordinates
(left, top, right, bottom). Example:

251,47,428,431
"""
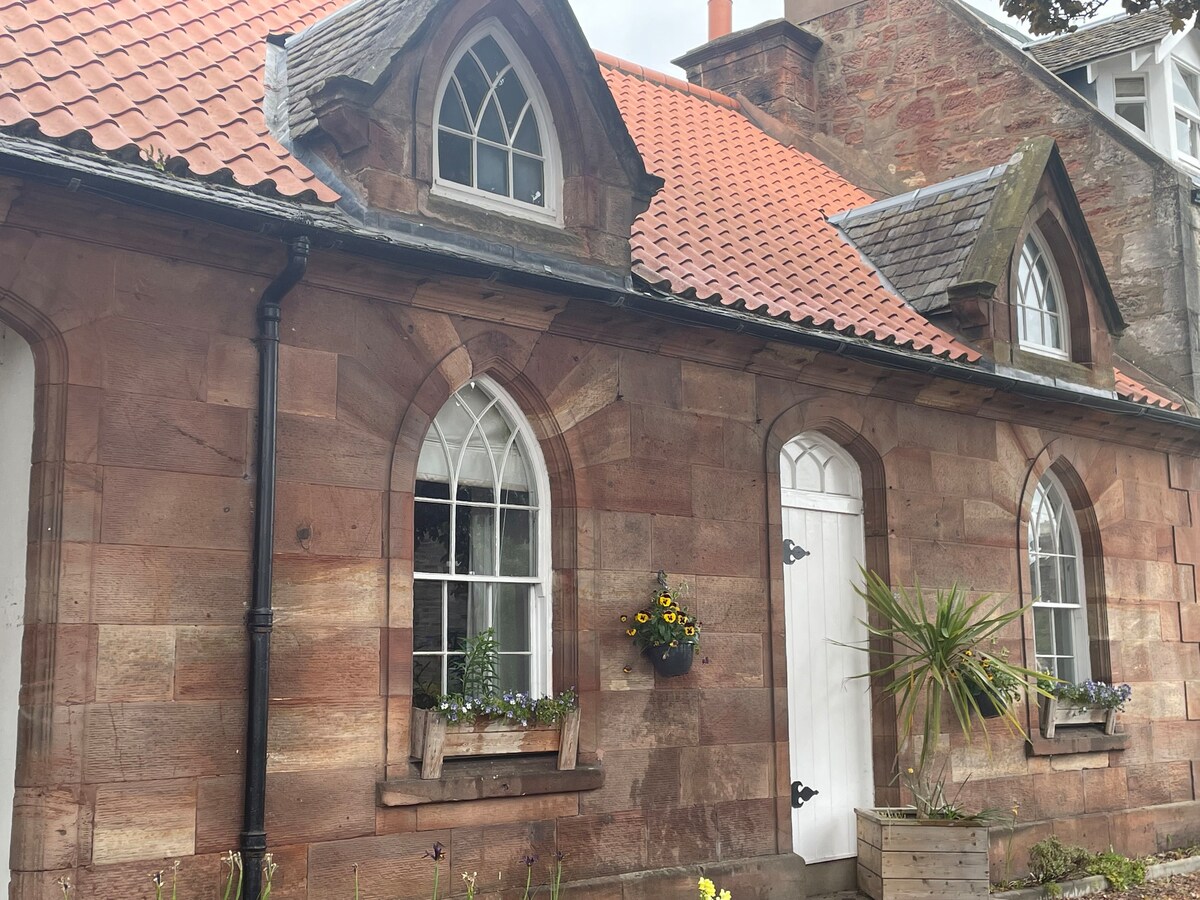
663,611,677,624
684,625,696,636
698,877,716,898
678,614,689,624
626,628,637,637
669,640,678,647
620,615,629,623
718,891,732,900
659,595,673,607
635,612,650,623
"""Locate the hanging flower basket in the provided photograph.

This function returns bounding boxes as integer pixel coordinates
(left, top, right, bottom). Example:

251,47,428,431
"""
621,572,701,678
643,642,694,677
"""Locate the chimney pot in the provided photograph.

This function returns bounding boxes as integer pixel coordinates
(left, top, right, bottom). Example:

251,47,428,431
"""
709,0,733,40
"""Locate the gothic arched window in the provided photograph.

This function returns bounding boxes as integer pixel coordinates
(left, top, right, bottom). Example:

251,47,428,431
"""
1028,472,1090,682
1015,230,1069,359
412,378,551,707
434,26,559,221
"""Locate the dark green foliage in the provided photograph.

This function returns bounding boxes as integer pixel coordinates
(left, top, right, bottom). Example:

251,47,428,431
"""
1029,837,1091,883
1027,837,1145,890
1002,0,1192,37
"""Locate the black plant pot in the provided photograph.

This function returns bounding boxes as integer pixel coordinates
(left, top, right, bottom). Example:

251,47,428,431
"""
968,682,1005,719
643,643,695,677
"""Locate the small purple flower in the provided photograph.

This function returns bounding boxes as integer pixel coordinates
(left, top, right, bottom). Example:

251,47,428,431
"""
521,854,538,868
424,842,447,861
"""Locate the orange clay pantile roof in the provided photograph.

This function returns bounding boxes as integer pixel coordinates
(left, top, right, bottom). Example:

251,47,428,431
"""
1114,369,1182,410
0,0,1182,408
0,0,339,201
597,54,979,363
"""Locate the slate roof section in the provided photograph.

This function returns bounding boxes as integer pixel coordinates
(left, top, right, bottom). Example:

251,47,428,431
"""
830,165,1008,314
1025,8,1178,72
284,0,433,140
0,0,339,200
599,56,979,362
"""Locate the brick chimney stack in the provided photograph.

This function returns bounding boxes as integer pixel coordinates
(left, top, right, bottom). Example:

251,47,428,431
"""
709,0,733,40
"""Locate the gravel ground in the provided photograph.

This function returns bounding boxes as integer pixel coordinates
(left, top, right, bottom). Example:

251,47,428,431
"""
810,872,1200,899
1083,872,1200,899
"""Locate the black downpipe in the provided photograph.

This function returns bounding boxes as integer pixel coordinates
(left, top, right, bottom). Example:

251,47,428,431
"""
241,236,311,899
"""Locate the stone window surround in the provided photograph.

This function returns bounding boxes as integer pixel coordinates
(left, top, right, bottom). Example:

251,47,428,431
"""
1019,454,1125,757
431,19,564,226
1008,202,1100,376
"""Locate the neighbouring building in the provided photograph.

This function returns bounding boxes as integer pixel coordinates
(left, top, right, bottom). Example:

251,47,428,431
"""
1025,10,1200,176
0,0,1198,898
680,0,1200,404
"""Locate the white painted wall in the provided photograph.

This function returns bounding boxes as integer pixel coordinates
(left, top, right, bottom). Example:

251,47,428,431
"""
0,326,34,897
1084,32,1200,175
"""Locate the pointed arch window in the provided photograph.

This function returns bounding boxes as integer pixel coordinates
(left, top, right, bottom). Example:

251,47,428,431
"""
1015,230,1069,359
412,378,551,708
1028,472,1090,682
434,26,560,222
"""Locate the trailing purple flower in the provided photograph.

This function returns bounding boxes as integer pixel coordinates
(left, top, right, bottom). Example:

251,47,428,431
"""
1038,677,1132,711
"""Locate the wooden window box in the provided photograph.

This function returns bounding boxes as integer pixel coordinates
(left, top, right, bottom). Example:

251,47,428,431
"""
1038,696,1117,739
410,707,580,780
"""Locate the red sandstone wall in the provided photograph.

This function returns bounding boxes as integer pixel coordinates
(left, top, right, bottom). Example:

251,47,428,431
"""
3,178,1199,898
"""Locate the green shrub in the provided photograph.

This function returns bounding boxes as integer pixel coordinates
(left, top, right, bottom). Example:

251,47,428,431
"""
1085,849,1145,891
1028,837,1090,884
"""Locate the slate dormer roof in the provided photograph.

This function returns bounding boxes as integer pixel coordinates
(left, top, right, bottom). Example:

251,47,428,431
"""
1026,8,1181,72
833,137,1127,332
284,0,403,141
829,165,1009,315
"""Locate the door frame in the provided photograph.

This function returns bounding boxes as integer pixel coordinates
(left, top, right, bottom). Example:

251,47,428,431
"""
764,412,900,858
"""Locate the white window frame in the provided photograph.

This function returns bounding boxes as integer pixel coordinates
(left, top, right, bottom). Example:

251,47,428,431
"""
1014,228,1070,361
431,21,563,226
412,376,554,699
1028,471,1091,684
1173,60,1200,162
1112,74,1149,134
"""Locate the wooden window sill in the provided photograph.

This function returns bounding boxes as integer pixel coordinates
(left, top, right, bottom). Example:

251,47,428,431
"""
1027,729,1130,757
377,755,604,807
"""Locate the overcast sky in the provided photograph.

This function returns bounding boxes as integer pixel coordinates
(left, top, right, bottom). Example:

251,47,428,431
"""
569,0,1119,73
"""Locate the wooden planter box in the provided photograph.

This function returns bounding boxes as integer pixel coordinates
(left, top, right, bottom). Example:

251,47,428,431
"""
1038,696,1117,739
855,808,989,900
410,707,580,780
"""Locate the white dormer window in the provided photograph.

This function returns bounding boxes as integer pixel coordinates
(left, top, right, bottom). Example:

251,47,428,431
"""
1173,61,1200,159
434,26,560,223
1015,230,1069,359
1114,76,1148,132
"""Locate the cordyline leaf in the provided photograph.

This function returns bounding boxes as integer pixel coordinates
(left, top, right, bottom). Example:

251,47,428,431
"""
837,569,1052,780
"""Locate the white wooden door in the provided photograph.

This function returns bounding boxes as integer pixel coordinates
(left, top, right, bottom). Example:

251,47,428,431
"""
780,433,873,863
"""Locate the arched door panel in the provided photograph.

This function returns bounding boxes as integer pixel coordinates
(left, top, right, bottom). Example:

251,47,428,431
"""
780,433,873,863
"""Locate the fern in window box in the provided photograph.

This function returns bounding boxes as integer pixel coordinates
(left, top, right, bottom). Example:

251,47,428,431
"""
409,628,579,779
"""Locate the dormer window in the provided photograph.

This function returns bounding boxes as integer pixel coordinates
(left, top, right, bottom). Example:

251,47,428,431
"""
1173,61,1200,159
434,26,560,222
1015,230,1069,359
1113,76,1147,133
